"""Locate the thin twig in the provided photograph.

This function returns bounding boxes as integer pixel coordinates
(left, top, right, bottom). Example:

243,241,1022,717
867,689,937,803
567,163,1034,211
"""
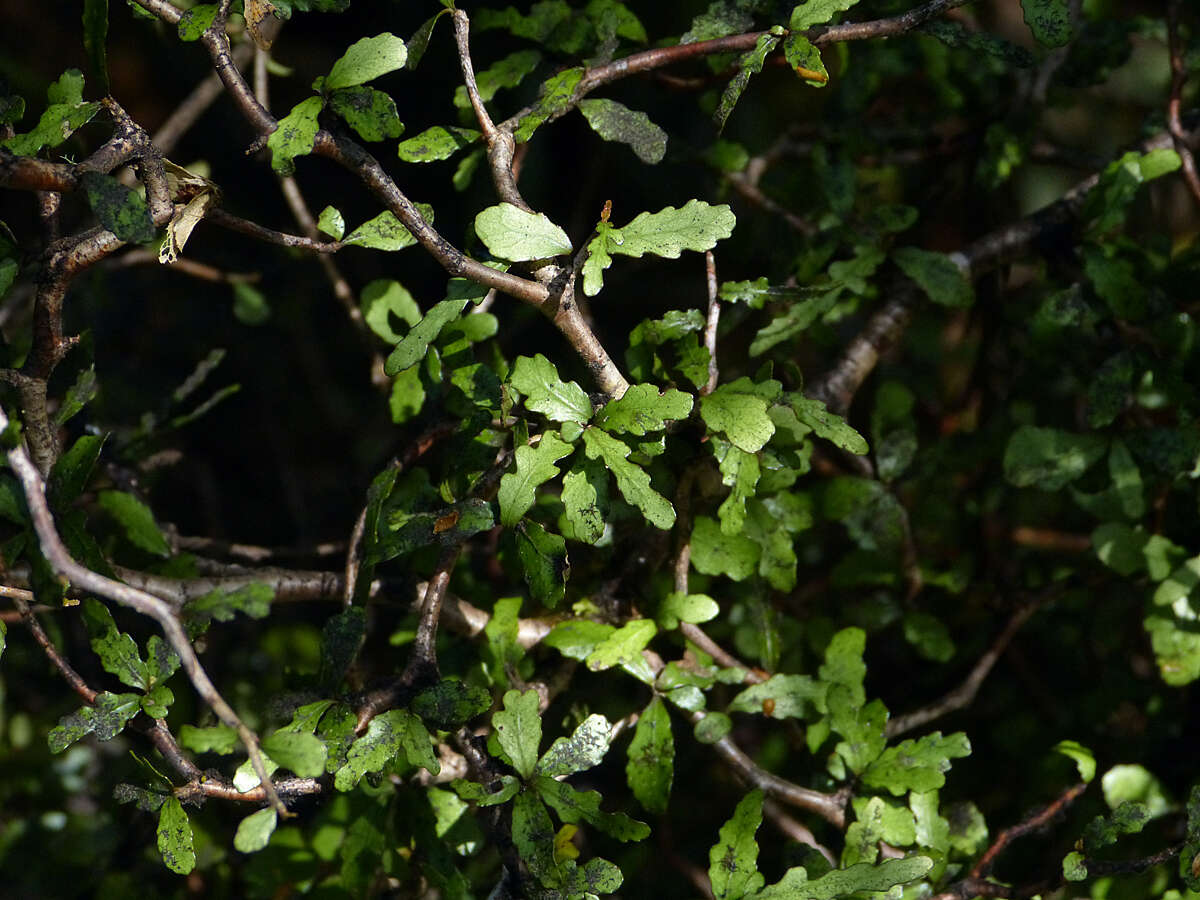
206,208,343,252
887,601,1040,738
703,251,720,396
0,402,287,816
970,781,1088,879
1166,0,1200,206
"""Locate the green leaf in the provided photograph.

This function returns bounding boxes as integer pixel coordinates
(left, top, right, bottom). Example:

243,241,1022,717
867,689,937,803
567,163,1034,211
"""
1063,850,1088,881
397,125,480,162
326,33,408,90
696,711,733,743
749,289,840,355
344,203,434,251
1083,800,1150,853
0,70,99,157
183,583,273,634
758,856,933,899
511,790,558,883
157,797,196,874
233,807,278,853
594,384,693,435
514,67,584,142
177,4,216,40
82,0,109,94
561,459,608,544
701,385,775,453
582,220,618,297
691,514,758,581
903,612,955,663
494,689,542,779
536,713,611,777
579,98,666,164
82,598,148,689
658,592,719,629
516,519,569,608
626,697,673,814
47,433,106,513
48,691,141,752
1021,0,1070,47
586,619,657,671
791,394,869,455
411,679,491,730
178,724,239,754
267,95,323,176
0,619,5,663
609,199,736,261
334,709,438,790
1153,555,1200,609
453,49,542,109
862,732,972,796
820,627,868,703
475,203,572,261
1085,150,1181,233
361,278,420,343
231,281,270,325
830,690,888,773
79,172,156,245
97,490,170,557
581,428,675,528
709,789,765,900
453,774,521,807
510,354,593,423
499,431,575,526
713,440,759,535
261,732,327,777
790,0,863,29
328,86,403,142
729,674,823,720
1004,426,1107,490
783,33,829,86
714,32,780,132
534,776,651,841
317,205,345,240
892,247,974,307
384,299,468,375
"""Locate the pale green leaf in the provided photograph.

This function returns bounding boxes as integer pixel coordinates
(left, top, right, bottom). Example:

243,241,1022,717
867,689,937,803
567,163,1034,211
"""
536,713,611,777
790,0,864,30
609,199,736,260
757,856,933,899
326,32,408,90
361,278,420,344
714,439,759,535
383,299,468,375
626,696,673,814
233,807,277,853
690,514,758,581
317,205,345,240
790,394,868,455
709,789,765,900
397,125,480,162
453,49,542,109
157,797,196,874
178,724,239,755
267,96,323,176
343,203,434,251
494,689,542,779
586,619,657,671
260,732,327,777
862,732,972,796
475,203,572,261
701,385,775,453
783,32,829,86
510,354,593,423
594,384,693,435
561,459,608,544
729,674,823,720
658,592,719,629
499,432,575,526
1054,740,1096,783
581,428,675,528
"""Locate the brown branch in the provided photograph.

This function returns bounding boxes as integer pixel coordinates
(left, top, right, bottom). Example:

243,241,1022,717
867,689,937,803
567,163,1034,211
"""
763,797,837,865
0,401,286,816
970,781,1089,879
155,43,256,154
1167,0,1200,206
703,251,721,395
887,601,1040,738
206,208,344,252
112,565,346,609
106,247,260,284
695,708,848,828
6,588,98,705
811,0,971,44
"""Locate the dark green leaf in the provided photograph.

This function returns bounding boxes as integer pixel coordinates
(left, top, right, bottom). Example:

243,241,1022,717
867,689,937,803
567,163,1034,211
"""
516,519,569,608
80,172,156,245
328,86,403,142
579,98,666,163
1004,426,1107,490
157,797,196,874
535,776,651,840
82,0,109,94
97,490,170,557
626,696,673,814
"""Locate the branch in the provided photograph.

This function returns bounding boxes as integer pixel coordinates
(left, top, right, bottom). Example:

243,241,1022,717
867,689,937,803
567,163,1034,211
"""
887,602,1040,738
1166,0,1200,206
703,251,721,395
970,781,1089,879
0,402,287,816
206,208,344,252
